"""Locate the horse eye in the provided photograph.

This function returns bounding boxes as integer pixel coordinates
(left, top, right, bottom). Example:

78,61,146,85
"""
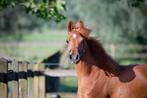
66,40,69,44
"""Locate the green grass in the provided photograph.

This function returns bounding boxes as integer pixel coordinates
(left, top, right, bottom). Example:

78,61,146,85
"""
0,30,67,61
119,59,147,65
0,30,67,41
0,46,61,61
22,30,67,41
59,77,78,92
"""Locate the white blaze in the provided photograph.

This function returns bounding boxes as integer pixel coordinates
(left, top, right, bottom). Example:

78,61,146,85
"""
73,34,77,38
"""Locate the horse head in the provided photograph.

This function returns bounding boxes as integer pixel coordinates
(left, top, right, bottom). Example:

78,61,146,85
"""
66,20,91,64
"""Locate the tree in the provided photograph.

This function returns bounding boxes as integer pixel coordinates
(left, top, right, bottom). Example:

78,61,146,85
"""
66,0,147,44
0,0,66,22
0,0,66,40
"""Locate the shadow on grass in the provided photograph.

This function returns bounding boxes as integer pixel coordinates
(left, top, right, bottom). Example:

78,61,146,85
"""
59,84,78,92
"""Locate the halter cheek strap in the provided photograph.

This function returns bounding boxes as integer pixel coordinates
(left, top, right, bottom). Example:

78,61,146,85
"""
77,39,86,58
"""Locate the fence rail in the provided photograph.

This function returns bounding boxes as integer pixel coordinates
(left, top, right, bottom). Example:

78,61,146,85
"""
0,43,147,60
104,44,147,59
44,69,76,77
0,58,45,98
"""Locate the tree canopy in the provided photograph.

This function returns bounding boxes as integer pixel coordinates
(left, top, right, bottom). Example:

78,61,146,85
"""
66,0,147,44
0,0,66,22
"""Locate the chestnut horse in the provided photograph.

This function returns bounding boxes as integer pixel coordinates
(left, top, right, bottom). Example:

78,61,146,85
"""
66,20,147,98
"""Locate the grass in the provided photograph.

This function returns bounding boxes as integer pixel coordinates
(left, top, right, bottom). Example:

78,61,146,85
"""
119,59,147,65
0,30,67,41
59,77,78,92
0,29,66,61
0,46,62,61
22,30,67,41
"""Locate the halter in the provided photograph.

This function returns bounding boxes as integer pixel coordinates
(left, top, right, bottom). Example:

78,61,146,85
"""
77,39,86,59
67,30,87,64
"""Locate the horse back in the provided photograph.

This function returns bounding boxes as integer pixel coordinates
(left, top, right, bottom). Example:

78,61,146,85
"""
111,64,147,98
133,64,147,80
119,64,147,81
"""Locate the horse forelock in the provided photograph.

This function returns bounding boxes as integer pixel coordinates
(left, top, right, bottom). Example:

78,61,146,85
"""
85,37,120,74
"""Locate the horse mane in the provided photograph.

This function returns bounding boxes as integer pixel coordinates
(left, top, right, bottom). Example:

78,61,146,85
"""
85,37,120,74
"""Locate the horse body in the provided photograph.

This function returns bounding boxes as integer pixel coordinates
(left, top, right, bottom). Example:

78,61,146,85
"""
77,61,147,98
111,64,147,98
76,48,147,98
66,20,147,98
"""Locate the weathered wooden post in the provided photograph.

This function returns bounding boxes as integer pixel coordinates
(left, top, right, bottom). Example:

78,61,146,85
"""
18,61,28,98
38,63,45,98
8,60,19,98
27,62,34,98
33,63,39,98
0,58,7,98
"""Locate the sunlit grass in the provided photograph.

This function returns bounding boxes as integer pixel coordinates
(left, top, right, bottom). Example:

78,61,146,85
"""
23,30,67,41
0,46,61,61
0,30,66,61
0,30,67,41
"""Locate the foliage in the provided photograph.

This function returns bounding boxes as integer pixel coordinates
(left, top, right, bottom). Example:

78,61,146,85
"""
0,0,66,39
0,0,66,22
128,0,145,7
66,0,147,44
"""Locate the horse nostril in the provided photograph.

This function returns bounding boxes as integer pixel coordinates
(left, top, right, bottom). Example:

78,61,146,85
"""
69,54,72,60
75,54,79,60
76,55,79,60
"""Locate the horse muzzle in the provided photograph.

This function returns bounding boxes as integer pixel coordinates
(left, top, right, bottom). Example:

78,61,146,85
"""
69,53,81,64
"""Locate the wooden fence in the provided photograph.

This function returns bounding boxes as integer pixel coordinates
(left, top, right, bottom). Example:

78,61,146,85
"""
0,58,45,98
104,44,147,60
0,42,147,61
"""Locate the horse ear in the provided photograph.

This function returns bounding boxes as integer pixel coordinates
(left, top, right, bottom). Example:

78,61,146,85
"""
68,20,74,32
78,20,84,28
76,20,92,37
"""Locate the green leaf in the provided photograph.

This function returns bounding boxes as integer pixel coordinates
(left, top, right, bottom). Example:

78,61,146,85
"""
0,0,66,22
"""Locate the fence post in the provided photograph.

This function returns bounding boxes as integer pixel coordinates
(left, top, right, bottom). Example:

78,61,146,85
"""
0,58,7,98
38,63,45,98
27,62,34,98
8,60,19,98
110,44,116,58
18,61,28,98
33,63,39,98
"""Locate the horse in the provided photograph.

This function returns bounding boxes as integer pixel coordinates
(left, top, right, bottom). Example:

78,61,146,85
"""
66,20,147,98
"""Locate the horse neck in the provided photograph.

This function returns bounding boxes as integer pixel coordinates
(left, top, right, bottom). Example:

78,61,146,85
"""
75,48,97,77
75,45,120,78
